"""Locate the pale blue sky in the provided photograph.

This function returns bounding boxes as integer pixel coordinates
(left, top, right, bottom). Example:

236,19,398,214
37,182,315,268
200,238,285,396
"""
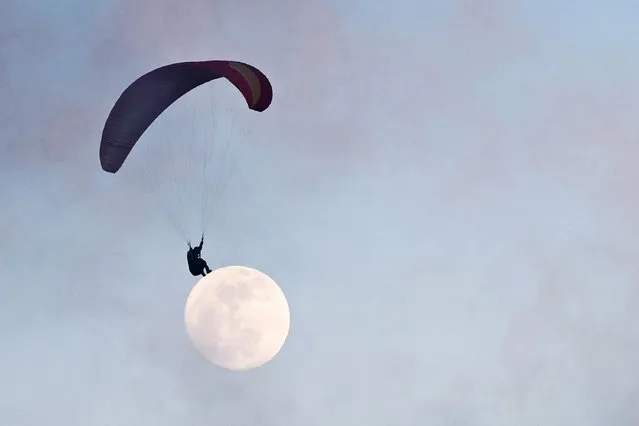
2,0,639,424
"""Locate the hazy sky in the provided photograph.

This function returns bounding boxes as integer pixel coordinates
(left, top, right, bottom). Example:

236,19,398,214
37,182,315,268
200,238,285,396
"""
2,0,639,424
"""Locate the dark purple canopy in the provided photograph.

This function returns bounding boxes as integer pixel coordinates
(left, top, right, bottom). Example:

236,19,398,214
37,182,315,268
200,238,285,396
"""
100,60,272,173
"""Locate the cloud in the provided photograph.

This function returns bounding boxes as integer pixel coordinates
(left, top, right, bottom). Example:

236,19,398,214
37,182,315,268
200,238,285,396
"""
2,0,639,424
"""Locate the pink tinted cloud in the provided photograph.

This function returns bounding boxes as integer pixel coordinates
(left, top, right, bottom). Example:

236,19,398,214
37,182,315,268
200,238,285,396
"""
522,62,639,233
89,0,537,167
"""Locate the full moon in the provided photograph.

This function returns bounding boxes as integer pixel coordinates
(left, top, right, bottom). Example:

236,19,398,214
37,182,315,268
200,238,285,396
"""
184,265,290,371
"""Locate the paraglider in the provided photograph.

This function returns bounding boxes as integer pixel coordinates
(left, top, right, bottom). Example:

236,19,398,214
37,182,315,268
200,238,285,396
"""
187,235,211,277
99,59,272,275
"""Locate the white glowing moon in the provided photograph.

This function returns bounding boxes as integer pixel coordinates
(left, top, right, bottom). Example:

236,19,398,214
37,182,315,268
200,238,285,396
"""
184,265,290,370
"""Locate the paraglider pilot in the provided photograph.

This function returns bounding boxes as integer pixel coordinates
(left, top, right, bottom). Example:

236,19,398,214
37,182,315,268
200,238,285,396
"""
187,235,212,277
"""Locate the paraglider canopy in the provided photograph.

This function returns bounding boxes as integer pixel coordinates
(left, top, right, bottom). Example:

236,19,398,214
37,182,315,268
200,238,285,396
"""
100,60,272,174
98,59,273,243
